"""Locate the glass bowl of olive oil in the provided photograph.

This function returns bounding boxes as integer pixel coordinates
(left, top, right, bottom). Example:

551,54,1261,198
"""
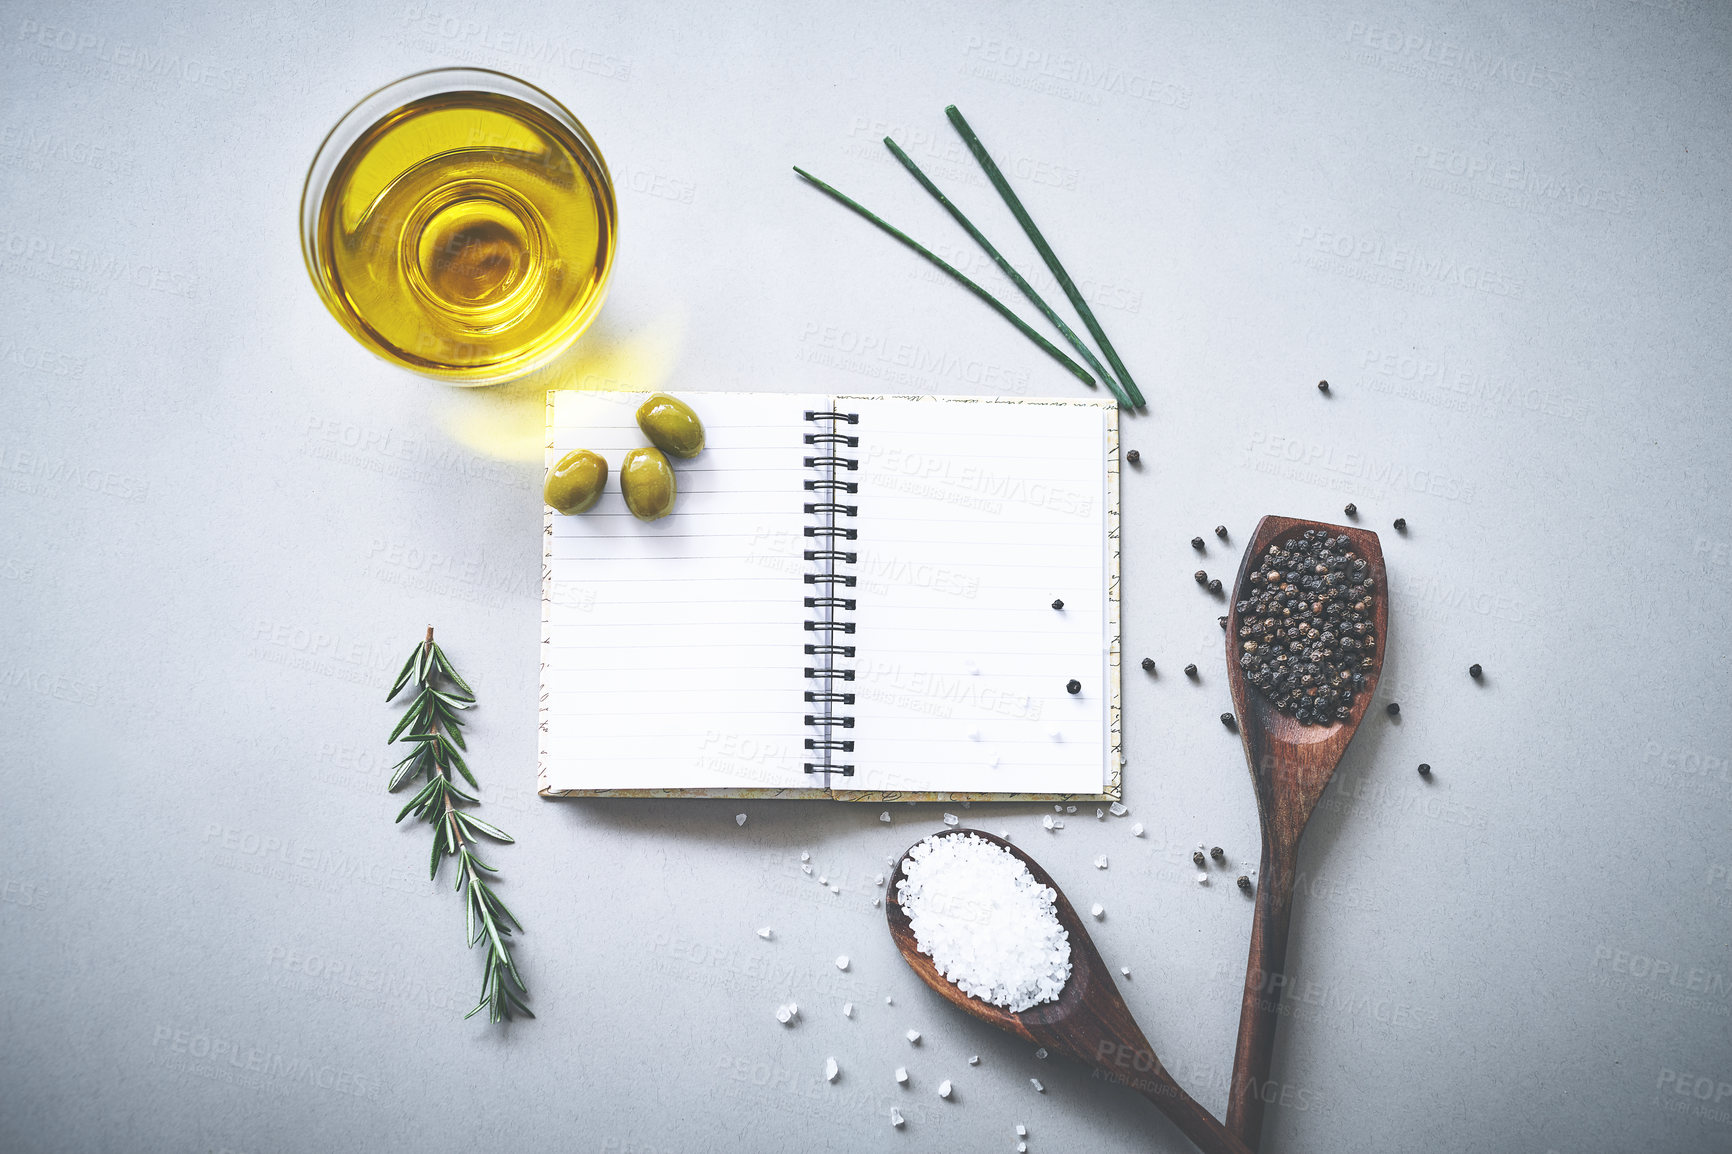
301,68,617,384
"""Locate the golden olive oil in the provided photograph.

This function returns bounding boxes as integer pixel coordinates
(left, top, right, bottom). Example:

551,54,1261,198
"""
314,90,615,381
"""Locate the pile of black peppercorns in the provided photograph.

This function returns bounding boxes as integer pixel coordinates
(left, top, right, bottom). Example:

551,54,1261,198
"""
1234,530,1378,725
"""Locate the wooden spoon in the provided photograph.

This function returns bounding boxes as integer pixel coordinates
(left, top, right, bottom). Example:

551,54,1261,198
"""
887,828,1254,1154
1221,515,1388,1148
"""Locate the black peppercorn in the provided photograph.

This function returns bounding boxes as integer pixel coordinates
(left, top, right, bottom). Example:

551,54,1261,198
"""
1210,847,1224,862
1141,657,1155,673
1184,663,1198,679
1051,598,1064,610
1192,536,1205,550
1237,875,1252,892
1126,449,1140,464
1214,525,1228,539
1218,616,1228,630
1220,713,1237,731
1194,570,1207,584
1393,517,1407,531
1066,679,1081,695
1386,702,1400,716
1192,850,1207,868
1418,763,1431,777
1317,380,1329,393
1469,664,1483,679
1207,578,1222,594
1343,503,1357,517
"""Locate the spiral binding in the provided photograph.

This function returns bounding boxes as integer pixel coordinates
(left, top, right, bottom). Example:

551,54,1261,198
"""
802,410,859,777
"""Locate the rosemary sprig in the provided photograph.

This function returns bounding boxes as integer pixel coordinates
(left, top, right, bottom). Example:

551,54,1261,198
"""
881,136,1134,410
387,627,531,1024
945,105,1147,409
791,165,1098,391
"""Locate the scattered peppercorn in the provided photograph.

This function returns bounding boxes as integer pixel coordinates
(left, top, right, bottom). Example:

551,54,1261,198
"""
1194,569,1208,584
1469,664,1483,679
1418,763,1431,777
1218,616,1228,630
1141,657,1156,673
1192,851,1207,868
1066,679,1081,695
1220,712,1237,731
1207,578,1223,594
1237,875,1252,892
1214,525,1228,539
1126,449,1140,464
1192,536,1205,551
1317,380,1329,393
1386,702,1400,716
1184,663,1198,679
1051,598,1064,610
1231,529,1379,726
1210,847,1224,862
1393,517,1407,531
1343,503,1357,517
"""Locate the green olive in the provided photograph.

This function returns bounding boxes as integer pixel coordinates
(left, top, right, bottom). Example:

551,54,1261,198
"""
544,449,608,514
620,447,677,521
635,392,705,458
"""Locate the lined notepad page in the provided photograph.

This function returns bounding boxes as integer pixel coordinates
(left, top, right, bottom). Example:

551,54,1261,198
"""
540,391,817,793
838,396,1114,797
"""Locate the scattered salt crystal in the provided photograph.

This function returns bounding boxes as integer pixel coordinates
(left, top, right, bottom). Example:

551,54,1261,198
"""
842,1001,854,1017
775,1005,792,1024
1094,855,1108,869
1018,1144,1027,1153
872,897,881,907
889,1107,904,1127
1053,820,1064,829
880,811,892,823
829,884,840,894
895,1066,908,1083
1121,966,1131,977
968,1055,980,1065
1016,1123,1027,1137
986,754,1000,767
1196,872,1209,884
895,833,1072,1013
735,814,747,826
1048,728,1063,741
802,864,813,874
1065,805,1076,814
801,851,810,862
964,659,979,674
874,874,885,886
787,1002,798,1016
1030,1078,1044,1092
938,1079,952,1099
998,830,1010,839
756,927,773,939
1091,903,1104,919
1042,814,1055,830
818,875,828,885
1110,802,1128,816
1131,823,1144,837
1096,808,1104,820
966,727,980,740
1034,1048,1047,1060
835,955,850,971
905,1029,921,1044
1053,805,1062,813
943,812,959,826
886,995,894,1005
825,1057,839,1082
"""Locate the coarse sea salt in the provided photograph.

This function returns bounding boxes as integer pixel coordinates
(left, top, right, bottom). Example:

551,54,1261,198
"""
895,833,1072,1014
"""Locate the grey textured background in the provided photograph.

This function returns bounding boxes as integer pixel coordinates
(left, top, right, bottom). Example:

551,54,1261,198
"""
2,2,1730,1152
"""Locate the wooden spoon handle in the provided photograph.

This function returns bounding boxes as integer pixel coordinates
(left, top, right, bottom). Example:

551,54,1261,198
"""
1225,832,1299,1148
1111,1064,1257,1154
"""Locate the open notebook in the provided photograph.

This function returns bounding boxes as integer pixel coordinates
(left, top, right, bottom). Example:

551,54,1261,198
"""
539,391,1121,801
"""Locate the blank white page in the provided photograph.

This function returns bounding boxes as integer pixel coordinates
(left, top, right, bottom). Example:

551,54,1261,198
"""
539,391,817,794
837,395,1117,797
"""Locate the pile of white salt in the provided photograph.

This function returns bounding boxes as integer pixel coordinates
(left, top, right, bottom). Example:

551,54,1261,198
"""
896,833,1071,1013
